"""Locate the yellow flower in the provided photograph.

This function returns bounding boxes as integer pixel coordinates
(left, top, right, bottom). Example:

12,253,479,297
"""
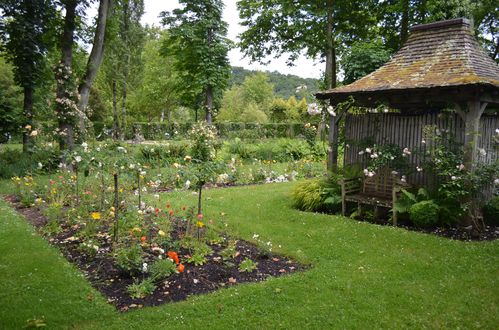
91,212,101,220
132,227,142,233
196,221,205,228
158,230,166,237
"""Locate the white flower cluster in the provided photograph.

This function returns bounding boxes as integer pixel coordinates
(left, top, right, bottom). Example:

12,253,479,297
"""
216,173,230,184
363,169,375,177
307,103,321,116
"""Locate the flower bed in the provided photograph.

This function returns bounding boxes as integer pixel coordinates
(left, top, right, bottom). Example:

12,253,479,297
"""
6,196,303,312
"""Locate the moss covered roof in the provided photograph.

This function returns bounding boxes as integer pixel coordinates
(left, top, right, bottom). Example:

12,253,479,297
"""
317,18,499,104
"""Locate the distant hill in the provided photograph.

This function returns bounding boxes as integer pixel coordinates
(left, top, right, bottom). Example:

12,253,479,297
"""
230,66,321,100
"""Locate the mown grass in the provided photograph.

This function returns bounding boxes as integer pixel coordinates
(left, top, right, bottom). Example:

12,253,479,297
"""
0,182,498,329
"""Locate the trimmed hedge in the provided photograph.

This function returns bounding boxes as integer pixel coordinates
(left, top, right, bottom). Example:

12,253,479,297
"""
94,122,310,140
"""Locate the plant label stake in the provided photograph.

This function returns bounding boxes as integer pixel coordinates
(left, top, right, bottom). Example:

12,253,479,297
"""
113,173,119,247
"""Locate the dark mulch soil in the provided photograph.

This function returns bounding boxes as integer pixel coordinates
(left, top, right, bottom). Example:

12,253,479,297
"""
350,208,499,241
400,223,499,241
5,196,305,312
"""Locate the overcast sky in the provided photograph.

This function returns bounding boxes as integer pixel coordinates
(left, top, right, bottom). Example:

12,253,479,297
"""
132,0,323,79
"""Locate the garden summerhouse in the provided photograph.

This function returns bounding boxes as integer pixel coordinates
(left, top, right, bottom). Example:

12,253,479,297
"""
317,18,499,181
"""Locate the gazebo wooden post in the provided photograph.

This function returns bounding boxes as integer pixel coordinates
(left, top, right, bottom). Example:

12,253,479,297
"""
327,103,347,173
455,101,488,170
327,111,339,173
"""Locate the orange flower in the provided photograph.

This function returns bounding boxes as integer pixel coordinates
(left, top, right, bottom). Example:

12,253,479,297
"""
140,236,147,243
182,206,186,211
169,209,174,216
177,263,185,273
167,251,179,264
166,202,170,209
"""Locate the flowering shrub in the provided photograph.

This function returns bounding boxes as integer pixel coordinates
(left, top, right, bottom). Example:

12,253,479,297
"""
359,144,410,178
423,127,499,225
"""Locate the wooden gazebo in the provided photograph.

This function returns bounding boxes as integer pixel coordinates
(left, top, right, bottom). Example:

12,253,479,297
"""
317,18,499,172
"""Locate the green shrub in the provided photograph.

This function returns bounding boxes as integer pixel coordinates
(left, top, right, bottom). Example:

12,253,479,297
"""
149,259,177,282
220,240,238,261
483,196,499,226
292,177,342,213
238,258,257,273
127,279,156,299
115,245,143,276
292,179,323,212
0,147,60,179
226,138,256,159
409,200,440,228
282,139,310,160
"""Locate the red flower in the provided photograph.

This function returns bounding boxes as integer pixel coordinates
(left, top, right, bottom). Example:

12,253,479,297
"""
155,208,159,216
140,236,146,243
169,210,174,216
177,263,185,273
197,214,203,220
167,251,179,264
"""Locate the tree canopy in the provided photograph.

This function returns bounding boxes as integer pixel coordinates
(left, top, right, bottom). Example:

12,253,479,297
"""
161,0,232,123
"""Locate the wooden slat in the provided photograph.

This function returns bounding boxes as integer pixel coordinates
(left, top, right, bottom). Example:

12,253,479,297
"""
344,113,499,192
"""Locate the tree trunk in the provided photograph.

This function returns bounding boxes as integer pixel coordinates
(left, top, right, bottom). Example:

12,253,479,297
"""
120,1,129,140
78,0,111,133
57,0,77,152
112,79,119,140
121,78,127,140
325,0,336,90
325,0,339,173
22,86,34,153
400,0,409,46
197,184,203,215
206,85,213,124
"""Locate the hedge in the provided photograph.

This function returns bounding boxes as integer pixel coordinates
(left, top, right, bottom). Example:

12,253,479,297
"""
93,122,310,140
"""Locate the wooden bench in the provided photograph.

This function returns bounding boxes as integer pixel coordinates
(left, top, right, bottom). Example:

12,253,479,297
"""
340,170,408,225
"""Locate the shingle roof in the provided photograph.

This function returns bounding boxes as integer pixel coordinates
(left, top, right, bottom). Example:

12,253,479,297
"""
317,18,499,103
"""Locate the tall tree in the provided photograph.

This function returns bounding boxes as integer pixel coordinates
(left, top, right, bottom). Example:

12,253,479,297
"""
377,0,488,53
217,72,274,123
238,0,376,171
0,56,23,143
128,29,179,123
161,0,231,124
0,0,55,152
237,0,376,89
77,0,111,132
55,0,80,151
100,0,144,139
55,0,112,149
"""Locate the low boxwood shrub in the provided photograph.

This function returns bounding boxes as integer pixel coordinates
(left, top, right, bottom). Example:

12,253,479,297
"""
409,200,440,228
483,196,499,226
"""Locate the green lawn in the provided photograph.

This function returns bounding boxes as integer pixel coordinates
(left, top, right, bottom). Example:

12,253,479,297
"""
1,182,498,329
